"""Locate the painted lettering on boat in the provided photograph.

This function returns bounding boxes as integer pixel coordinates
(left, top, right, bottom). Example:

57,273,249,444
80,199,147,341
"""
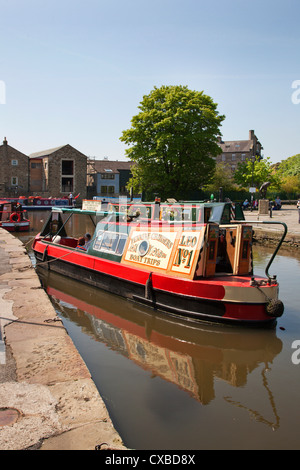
124,230,177,270
171,230,204,275
123,227,205,278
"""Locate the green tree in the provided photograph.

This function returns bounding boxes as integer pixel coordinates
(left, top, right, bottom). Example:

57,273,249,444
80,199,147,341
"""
234,156,280,190
275,154,300,197
205,162,236,193
120,85,225,200
277,154,300,177
280,174,300,196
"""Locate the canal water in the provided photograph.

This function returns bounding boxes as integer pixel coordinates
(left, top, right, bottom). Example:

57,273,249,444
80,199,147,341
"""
17,211,300,449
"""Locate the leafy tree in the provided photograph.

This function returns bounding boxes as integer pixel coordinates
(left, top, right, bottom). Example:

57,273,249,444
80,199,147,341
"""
280,175,300,196
274,154,300,197
234,156,280,190
277,154,300,177
205,162,236,193
120,85,225,200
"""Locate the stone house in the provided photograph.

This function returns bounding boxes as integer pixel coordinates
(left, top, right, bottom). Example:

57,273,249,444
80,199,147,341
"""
29,144,87,200
216,130,263,173
0,138,29,197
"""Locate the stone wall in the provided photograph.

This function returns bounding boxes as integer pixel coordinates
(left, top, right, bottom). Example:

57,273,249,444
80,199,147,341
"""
0,139,29,196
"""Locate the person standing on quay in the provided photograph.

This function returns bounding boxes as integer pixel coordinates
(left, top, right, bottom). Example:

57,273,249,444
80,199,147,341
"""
297,199,300,223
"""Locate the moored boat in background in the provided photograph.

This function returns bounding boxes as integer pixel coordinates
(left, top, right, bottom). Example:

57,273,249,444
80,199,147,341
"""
20,196,69,210
0,200,30,232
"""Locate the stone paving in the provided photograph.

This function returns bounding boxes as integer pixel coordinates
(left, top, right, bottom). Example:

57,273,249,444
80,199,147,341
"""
0,228,126,450
241,204,300,249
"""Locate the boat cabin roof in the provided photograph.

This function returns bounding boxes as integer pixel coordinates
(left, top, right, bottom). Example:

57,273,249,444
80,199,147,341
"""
51,201,244,225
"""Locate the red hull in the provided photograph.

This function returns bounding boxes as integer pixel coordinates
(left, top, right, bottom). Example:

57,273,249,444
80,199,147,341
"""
33,238,280,326
1,222,30,232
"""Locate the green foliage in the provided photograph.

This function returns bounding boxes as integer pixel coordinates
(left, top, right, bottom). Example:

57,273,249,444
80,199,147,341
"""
234,156,280,191
205,162,236,192
277,154,300,177
273,154,300,197
120,85,225,200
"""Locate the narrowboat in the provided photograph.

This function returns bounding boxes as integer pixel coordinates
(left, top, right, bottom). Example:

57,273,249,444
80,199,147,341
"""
32,199,287,327
0,200,30,232
20,196,69,210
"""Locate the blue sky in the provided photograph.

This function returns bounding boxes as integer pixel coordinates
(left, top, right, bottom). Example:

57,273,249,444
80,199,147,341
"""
0,0,299,163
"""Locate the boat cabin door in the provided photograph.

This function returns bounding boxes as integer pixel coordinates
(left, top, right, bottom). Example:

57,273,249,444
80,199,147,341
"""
204,224,219,277
223,224,252,275
236,225,252,275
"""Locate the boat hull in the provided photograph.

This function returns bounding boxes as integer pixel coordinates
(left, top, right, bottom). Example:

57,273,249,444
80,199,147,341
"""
34,242,278,327
1,221,30,232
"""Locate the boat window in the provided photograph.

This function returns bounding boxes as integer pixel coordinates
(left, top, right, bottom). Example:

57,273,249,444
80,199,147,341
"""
204,207,212,223
101,232,119,252
116,235,127,254
209,205,223,224
220,204,231,224
93,231,127,256
182,209,191,221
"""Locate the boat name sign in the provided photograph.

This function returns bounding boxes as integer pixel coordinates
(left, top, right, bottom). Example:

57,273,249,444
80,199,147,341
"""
123,228,205,278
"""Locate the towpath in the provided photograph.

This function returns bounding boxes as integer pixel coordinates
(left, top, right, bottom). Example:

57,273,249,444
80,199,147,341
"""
0,228,126,450
241,204,300,248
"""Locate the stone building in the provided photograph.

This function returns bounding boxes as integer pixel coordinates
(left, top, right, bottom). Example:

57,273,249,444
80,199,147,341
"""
216,130,263,173
0,138,29,197
29,144,87,200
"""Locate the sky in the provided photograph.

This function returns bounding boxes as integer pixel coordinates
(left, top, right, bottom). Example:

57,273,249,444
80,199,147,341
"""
0,0,300,163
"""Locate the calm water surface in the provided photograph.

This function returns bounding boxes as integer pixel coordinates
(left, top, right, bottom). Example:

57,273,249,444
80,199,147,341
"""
18,211,300,449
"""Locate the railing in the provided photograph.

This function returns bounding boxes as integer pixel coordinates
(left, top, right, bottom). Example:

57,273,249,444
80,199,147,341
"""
235,220,288,281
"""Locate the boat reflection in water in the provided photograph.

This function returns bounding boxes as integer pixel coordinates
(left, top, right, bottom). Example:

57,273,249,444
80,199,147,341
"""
38,268,283,429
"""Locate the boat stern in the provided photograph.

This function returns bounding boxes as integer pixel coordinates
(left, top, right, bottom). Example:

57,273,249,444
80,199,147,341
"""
221,277,284,323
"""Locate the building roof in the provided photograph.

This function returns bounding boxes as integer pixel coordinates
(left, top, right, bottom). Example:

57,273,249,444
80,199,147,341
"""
29,145,66,159
219,140,254,153
92,159,133,174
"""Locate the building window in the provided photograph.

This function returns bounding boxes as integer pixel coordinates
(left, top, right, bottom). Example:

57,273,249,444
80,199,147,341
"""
62,160,74,175
108,186,114,193
11,177,18,186
11,160,18,166
101,186,107,194
232,154,236,160
61,178,73,192
101,173,115,179
241,154,246,161
61,160,74,193
222,154,226,161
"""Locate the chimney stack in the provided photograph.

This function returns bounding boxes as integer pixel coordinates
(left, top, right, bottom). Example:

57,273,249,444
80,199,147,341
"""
3,137,7,146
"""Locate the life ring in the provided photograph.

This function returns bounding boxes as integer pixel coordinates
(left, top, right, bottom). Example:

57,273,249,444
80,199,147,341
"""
10,212,21,223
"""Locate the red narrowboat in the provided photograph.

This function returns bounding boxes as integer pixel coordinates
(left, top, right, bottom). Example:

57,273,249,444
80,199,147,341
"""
32,199,287,327
0,200,30,232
